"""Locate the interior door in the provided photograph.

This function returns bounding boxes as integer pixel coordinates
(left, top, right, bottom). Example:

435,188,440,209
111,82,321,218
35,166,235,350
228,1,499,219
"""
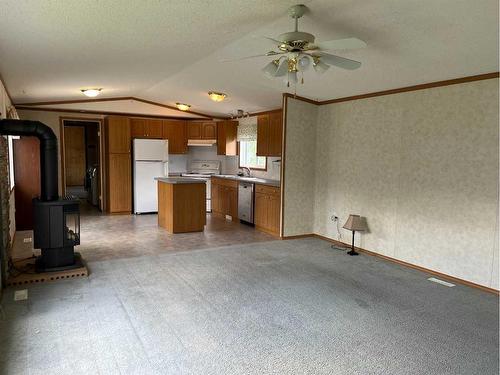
13,137,40,230
64,126,86,186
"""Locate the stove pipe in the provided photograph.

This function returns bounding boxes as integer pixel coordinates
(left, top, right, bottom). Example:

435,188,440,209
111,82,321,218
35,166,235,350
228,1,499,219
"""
0,119,58,201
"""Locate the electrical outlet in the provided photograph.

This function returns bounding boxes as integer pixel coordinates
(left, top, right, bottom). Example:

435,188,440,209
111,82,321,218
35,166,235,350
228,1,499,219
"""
14,290,28,301
23,237,32,243
330,211,339,221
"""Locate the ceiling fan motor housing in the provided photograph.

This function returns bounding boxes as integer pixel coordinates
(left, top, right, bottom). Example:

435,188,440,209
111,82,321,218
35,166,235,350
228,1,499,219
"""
278,31,315,51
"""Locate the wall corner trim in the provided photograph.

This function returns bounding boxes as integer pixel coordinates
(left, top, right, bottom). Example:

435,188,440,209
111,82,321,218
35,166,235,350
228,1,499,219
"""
282,72,499,107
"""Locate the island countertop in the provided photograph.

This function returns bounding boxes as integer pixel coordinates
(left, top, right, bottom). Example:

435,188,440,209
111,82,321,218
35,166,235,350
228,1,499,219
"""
155,177,206,184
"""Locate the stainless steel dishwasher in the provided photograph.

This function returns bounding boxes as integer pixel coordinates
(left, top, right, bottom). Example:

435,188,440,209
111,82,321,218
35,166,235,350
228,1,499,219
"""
238,181,254,224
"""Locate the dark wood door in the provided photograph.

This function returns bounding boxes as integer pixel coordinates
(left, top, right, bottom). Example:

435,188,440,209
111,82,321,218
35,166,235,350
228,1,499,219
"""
64,126,86,186
13,137,40,230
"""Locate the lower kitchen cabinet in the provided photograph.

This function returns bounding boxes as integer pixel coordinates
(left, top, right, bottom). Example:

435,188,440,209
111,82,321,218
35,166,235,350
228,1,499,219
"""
254,184,280,236
211,177,238,219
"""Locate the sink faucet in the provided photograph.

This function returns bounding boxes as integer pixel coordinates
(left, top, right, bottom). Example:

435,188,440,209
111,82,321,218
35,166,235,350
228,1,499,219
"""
240,167,251,177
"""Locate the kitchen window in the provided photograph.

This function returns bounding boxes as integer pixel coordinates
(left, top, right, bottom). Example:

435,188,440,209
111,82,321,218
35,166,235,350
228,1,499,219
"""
239,140,266,170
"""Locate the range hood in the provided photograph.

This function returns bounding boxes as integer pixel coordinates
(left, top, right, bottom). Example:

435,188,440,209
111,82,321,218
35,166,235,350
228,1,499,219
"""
187,139,217,146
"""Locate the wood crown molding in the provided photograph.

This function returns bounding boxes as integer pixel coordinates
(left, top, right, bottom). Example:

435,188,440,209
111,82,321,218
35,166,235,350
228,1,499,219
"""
247,108,283,117
283,72,499,106
281,233,499,295
15,105,206,121
14,96,217,119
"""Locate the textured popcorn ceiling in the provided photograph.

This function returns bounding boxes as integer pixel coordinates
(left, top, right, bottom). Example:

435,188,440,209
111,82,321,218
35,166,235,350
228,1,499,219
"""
0,0,498,116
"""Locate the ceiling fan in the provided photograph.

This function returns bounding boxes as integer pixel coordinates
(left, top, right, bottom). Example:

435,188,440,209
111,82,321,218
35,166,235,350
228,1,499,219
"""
225,4,367,86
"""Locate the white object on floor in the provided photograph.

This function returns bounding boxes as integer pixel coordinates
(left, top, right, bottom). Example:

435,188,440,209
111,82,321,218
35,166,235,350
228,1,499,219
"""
428,277,455,287
14,289,28,301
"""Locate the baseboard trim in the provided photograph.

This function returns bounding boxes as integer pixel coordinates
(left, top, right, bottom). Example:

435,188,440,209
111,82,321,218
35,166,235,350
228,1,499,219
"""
282,233,499,295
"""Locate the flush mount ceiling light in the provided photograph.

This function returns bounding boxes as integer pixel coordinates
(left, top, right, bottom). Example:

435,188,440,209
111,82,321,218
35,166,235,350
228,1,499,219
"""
208,91,227,102
223,4,366,87
175,103,191,111
81,88,102,97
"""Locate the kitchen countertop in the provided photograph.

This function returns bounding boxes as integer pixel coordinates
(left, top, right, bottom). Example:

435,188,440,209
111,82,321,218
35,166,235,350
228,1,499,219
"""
212,175,280,188
155,177,206,184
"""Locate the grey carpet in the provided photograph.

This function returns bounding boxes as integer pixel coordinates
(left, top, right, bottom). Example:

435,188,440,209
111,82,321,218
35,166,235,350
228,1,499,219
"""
0,238,498,374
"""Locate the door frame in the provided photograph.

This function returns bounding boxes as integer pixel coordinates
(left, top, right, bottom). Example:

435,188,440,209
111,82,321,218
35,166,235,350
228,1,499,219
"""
59,117,104,210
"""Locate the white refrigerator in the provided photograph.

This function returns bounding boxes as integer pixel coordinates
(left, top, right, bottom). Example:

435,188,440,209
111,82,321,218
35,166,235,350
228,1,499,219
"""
133,139,168,214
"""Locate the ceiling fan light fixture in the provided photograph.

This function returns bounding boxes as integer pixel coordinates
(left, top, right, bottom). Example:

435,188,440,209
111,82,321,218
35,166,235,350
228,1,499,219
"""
208,91,227,102
175,103,191,111
299,55,311,69
262,59,280,77
313,57,329,74
81,88,102,97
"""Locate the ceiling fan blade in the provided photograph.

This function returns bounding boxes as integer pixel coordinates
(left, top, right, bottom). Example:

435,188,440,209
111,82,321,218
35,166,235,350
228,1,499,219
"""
220,51,282,63
274,58,289,77
263,36,284,47
315,53,361,70
314,37,366,51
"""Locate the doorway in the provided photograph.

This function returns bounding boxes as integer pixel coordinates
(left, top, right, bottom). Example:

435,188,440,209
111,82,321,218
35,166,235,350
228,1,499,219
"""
60,118,103,212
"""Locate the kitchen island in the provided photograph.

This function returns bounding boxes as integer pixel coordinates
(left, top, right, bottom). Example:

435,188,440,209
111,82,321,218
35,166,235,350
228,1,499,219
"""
155,177,206,233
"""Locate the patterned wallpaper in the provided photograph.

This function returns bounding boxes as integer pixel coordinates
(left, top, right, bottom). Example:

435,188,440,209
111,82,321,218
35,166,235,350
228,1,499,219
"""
283,98,318,236
284,79,499,289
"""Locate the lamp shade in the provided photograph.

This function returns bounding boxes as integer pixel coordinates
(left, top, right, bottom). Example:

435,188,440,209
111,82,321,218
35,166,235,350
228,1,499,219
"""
343,215,367,232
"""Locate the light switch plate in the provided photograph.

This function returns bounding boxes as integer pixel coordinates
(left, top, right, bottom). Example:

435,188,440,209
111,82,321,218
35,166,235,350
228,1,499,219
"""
14,289,28,301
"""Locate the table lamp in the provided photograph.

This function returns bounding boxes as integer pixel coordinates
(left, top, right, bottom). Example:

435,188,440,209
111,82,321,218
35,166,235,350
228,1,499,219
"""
343,214,367,256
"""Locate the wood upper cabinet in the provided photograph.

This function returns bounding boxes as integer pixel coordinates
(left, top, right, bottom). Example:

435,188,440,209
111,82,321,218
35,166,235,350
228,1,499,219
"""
202,122,217,139
257,110,282,157
130,118,146,138
106,153,132,213
217,121,238,155
256,115,269,156
254,184,280,236
187,122,202,139
105,116,131,153
268,111,283,156
188,121,217,139
145,119,163,138
162,120,187,154
131,118,162,138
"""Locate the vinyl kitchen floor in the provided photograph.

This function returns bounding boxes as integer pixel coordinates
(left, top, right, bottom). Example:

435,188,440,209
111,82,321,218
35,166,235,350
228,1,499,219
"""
77,210,275,262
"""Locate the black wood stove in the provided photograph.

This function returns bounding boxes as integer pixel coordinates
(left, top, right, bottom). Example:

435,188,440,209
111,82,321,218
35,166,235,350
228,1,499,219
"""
33,197,82,272
0,119,83,272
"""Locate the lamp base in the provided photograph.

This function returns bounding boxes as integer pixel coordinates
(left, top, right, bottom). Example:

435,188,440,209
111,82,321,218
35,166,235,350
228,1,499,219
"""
347,249,359,256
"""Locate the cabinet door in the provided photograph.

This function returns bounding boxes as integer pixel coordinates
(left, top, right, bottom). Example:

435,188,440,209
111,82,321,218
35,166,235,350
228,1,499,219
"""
254,192,268,228
106,116,131,153
228,187,238,218
268,193,281,234
211,182,220,213
187,122,202,139
130,118,146,138
202,122,217,139
216,121,238,156
268,111,283,156
107,153,131,212
216,121,226,155
257,115,269,156
163,120,187,154
145,119,163,138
